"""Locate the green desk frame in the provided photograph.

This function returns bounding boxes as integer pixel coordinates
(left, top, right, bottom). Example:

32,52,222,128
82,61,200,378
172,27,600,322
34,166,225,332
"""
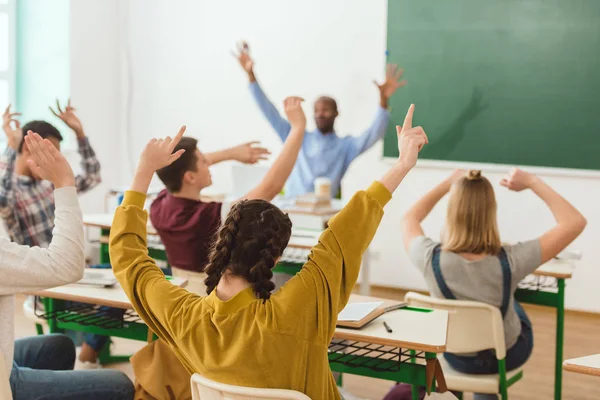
515,278,566,400
38,296,442,398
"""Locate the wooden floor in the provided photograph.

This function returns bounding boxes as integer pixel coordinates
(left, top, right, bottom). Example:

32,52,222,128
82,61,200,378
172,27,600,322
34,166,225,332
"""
13,289,600,400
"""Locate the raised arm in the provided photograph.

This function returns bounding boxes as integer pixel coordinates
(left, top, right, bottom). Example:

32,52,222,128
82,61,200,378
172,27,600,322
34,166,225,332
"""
234,41,292,141
242,97,306,201
204,141,270,166
346,64,406,161
274,104,428,344
0,105,21,217
0,132,84,295
500,169,587,264
50,99,102,193
110,127,205,351
401,169,466,251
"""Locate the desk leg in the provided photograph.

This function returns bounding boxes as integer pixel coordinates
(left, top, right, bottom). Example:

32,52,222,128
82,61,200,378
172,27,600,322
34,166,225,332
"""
554,278,565,400
360,250,370,296
43,298,64,334
100,228,110,264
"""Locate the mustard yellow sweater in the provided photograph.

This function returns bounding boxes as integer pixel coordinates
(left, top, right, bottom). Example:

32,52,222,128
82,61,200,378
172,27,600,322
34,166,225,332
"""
109,181,391,399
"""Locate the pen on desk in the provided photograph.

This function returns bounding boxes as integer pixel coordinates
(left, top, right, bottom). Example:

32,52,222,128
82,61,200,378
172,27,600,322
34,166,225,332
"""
383,321,393,333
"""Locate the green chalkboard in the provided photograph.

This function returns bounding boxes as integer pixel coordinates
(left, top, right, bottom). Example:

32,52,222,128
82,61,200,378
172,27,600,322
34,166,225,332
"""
383,0,600,170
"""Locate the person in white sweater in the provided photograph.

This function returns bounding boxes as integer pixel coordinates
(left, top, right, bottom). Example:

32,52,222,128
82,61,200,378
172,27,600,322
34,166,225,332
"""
1,131,133,399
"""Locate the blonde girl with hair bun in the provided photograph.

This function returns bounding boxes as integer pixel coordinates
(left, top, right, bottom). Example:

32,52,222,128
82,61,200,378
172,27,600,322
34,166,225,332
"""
401,168,586,399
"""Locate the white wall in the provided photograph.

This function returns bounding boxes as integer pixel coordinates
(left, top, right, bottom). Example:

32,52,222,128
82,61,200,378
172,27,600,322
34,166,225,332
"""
72,0,598,312
69,0,127,212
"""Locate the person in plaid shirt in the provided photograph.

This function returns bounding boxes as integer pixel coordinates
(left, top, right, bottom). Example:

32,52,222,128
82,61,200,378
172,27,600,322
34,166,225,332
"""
0,101,101,246
1,101,108,367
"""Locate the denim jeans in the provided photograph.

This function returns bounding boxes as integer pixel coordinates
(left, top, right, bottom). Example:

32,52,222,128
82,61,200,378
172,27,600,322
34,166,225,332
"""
10,334,134,400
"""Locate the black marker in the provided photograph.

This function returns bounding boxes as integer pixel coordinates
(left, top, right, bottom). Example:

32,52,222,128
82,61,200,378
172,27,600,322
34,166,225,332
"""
383,321,393,333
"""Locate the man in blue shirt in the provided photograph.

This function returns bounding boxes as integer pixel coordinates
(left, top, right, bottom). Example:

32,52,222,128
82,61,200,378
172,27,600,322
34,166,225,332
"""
235,42,406,198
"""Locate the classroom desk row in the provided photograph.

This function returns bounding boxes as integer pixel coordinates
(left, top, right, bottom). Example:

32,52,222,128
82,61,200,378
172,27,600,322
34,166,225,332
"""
79,213,575,399
83,213,372,296
29,269,449,395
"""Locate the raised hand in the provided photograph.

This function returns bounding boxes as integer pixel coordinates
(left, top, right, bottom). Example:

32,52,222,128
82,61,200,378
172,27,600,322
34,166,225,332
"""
374,64,407,106
232,141,271,164
3,105,23,150
283,96,306,129
137,126,187,173
50,99,84,137
396,104,428,169
233,41,254,75
448,169,468,185
24,131,75,188
500,168,539,192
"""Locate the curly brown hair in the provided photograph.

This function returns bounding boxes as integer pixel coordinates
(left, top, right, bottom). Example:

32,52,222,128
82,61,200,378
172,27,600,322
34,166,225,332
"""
204,199,292,301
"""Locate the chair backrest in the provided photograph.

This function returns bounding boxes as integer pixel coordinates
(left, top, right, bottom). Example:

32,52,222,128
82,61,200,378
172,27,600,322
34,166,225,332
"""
191,374,311,400
404,292,507,359
0,352,13,400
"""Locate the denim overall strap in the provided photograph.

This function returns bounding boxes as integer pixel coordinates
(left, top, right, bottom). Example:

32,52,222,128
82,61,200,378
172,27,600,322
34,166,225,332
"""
431,245,457,299
497,247,512,319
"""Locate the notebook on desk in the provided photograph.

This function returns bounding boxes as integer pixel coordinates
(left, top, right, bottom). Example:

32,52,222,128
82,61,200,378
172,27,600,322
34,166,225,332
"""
77,270,118,287
337,302,385,329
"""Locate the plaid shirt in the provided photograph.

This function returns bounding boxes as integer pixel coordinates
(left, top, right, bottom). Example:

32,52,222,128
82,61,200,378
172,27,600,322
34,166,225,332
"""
0,137,101,247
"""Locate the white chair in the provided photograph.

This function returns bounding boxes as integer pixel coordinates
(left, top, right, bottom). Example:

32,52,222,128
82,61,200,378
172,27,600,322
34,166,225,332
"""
0,352,13,400
190,374,311,400
22,297,47,335
404,292,526,400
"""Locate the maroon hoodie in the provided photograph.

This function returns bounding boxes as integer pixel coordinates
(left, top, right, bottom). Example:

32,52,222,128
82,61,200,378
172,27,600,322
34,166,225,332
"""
149,189,222,272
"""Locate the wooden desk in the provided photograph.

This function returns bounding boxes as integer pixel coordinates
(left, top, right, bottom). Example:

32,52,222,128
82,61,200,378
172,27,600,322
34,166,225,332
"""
534,259,574,280
563,354,600,377
30,270,187,310
330,294,448,394
335,295,448,353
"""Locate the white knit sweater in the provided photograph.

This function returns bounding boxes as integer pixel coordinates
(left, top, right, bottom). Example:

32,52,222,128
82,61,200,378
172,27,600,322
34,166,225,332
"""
0,187,84,375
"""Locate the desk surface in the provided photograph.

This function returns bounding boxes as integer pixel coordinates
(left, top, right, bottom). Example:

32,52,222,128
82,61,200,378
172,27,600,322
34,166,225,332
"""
84,213,322,250
534,259,574,279
335,295,448,353
84,213,158,235
563,354,600,377
29,270,187,310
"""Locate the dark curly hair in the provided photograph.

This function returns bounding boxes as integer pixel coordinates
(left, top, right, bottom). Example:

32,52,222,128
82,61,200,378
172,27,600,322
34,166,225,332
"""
204,199,292,301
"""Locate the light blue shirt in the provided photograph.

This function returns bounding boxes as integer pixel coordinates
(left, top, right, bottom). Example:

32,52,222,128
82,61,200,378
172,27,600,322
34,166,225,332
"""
250,82,391,198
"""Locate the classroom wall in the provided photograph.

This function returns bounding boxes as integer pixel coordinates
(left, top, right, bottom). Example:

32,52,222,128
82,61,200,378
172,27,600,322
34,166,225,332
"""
71,0,600,312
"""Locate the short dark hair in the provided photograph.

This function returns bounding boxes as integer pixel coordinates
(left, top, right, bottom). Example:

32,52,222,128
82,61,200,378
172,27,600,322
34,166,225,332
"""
18,121,63,153
156,137,198,193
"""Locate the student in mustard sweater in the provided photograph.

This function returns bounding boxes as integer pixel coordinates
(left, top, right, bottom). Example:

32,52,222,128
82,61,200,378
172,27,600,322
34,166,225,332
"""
401,169,586,400
109,104,428,399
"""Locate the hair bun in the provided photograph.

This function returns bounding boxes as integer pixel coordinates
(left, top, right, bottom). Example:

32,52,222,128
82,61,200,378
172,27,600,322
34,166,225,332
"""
466,170,482,181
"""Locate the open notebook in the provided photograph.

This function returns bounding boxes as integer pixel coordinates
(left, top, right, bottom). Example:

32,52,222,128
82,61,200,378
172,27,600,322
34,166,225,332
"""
336,302,385,329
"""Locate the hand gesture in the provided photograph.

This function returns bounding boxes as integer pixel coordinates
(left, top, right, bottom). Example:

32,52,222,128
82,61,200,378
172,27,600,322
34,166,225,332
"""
3,105,22,150
448,169,467,185
24,131,75,188
138,126,187,173
500,168,538,192
374,64,407,101
283,96,306,129
50,99,84,137
232,141,271,164
233,41,254,74
397,104,428,169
